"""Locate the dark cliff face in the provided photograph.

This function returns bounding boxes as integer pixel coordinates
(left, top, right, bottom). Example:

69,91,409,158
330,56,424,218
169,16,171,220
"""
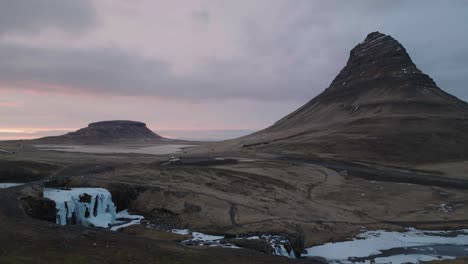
240,32,468,164
35,120,162,144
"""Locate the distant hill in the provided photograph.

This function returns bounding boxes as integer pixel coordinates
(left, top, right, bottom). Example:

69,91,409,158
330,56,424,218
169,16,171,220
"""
227,32,468,164
32,120,164,144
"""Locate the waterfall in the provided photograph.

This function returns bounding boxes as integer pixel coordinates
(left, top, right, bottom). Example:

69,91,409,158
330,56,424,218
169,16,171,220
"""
44,188,117,228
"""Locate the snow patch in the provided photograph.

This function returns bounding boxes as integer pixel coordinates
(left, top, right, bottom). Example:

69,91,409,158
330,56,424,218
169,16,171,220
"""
0,148,14,154
373,254,454,264
161,157,181,165
171,229,190,235
191,232,224,242
304,228,468,263
173,229,295,258
110,210,144,231
0,183,23,189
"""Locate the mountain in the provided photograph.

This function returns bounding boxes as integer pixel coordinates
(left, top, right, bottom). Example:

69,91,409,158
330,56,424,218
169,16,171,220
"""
231,32,468,164
33,120,163,144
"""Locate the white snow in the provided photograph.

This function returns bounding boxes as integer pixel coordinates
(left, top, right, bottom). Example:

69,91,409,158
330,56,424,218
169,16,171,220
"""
171,229,190,235
179,230,239,249
373,254,454,264
176,230,294,256
0,148,13,154
110,210,144,231
438,203,454,213
0,183,23,189
304,228,468,263
191,232,224,241
161,157,181,165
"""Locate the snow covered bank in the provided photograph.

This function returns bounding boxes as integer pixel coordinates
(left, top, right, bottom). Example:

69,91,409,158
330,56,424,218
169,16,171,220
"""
304,228,468,264
110,210,144,231
0,148,14,154
44,188,143,230
0,183,23,189
172,229,296,258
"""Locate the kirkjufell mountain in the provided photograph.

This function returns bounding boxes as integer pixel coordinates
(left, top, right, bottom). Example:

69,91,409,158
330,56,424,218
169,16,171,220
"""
232,32,468,164
34,120,163,144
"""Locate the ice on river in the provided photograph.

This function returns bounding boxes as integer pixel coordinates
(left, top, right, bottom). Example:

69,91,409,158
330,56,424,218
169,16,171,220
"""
304,228,468,264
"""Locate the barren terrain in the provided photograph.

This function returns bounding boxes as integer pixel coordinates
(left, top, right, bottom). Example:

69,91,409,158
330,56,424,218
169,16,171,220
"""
1,141,467,262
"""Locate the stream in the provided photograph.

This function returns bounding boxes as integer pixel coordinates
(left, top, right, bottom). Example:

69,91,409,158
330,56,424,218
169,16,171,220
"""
42,187,468,263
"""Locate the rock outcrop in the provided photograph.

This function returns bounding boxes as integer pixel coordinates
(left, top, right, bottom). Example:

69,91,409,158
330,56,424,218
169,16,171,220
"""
234,32,468,164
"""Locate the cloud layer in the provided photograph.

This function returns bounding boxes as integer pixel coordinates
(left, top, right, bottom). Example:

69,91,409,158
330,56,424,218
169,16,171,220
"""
0,0,467,102
0,0,467,138
0,0,95,34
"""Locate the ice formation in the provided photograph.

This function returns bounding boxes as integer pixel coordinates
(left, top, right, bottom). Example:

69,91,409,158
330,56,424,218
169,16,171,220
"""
304,228,468,264
44,188,117,228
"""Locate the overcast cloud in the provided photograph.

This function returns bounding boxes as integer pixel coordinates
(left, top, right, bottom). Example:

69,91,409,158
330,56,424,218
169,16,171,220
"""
0,0,467,138
0,0,95,34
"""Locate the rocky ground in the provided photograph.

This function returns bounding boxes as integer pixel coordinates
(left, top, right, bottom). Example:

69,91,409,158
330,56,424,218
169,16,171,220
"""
0,141,467,263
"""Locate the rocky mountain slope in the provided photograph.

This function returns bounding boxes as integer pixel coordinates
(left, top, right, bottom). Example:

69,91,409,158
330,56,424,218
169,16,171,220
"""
33,120,164,144
227,32,468,164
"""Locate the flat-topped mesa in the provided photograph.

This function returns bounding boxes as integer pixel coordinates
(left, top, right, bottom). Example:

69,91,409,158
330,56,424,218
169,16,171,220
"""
68,120,160,140
34,120,163,144
327,31,437,92
88,120,147,129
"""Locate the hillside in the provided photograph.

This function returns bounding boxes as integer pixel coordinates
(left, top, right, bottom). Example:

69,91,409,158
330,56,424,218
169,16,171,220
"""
220,32,468,164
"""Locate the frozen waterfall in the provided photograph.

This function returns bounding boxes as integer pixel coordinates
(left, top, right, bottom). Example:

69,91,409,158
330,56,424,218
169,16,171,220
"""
44,188,117,228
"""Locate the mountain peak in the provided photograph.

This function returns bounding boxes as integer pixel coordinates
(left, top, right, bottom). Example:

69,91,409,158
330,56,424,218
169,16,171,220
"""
350,31,407,60
363,31,388,42
328,32,437,92
226,32,468,164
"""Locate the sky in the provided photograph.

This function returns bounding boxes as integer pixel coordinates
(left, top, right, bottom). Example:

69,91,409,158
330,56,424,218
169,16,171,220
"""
0,0,467,140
